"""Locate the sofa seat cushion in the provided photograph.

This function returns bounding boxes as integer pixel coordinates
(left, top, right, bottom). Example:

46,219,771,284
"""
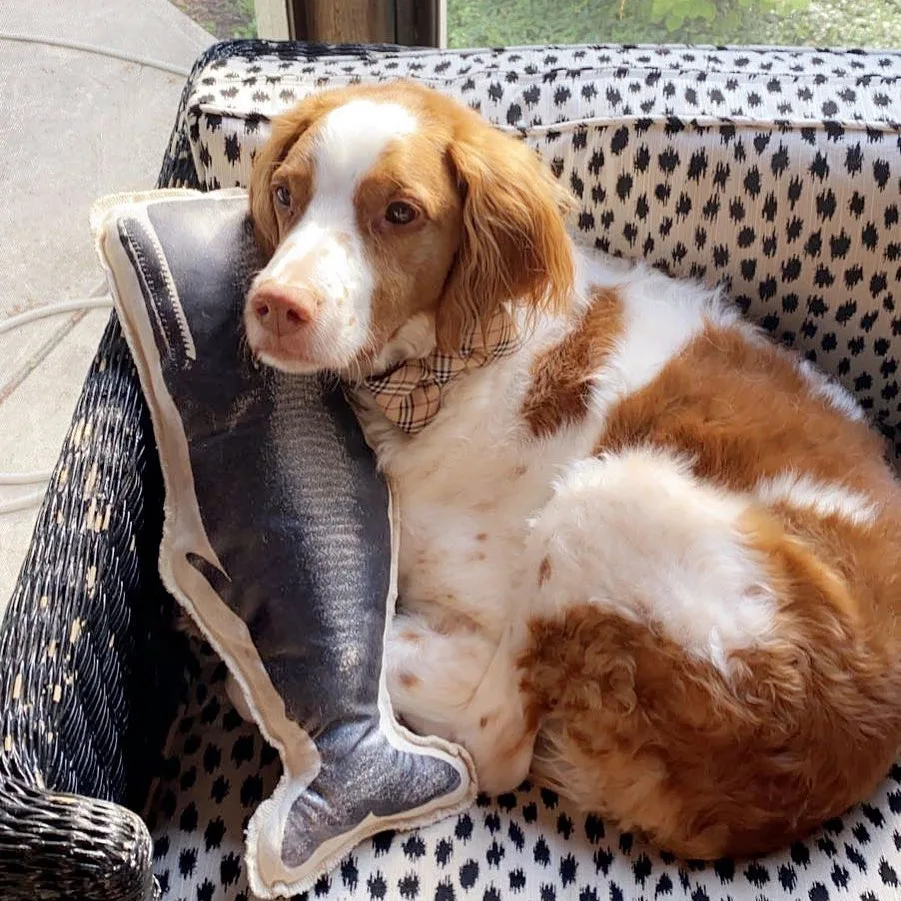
144,638,901,901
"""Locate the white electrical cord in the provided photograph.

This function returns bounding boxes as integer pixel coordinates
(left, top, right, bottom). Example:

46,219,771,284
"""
0,291,114,515
0,32,192,78
0,29,193,514
0,297,113,336
0,490,51,516
0,469,56,486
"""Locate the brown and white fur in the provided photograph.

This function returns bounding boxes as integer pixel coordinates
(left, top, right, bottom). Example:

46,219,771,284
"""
242,80,901,860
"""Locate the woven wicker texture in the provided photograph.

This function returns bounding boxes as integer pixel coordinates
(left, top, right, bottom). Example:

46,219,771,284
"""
0,314,178,900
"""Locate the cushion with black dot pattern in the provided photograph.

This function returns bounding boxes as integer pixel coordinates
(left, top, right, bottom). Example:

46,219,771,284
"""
145,639,901,901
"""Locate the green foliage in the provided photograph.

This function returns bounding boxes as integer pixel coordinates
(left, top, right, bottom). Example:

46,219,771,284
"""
447,0,901,50
232,0,257,38
231,20,258,39
642,0,807,34
649,0,717,31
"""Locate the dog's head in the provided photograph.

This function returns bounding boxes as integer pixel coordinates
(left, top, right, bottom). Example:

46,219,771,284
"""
244,81,573,378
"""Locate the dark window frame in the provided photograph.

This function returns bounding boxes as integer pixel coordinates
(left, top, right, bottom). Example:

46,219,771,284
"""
289,0,440,46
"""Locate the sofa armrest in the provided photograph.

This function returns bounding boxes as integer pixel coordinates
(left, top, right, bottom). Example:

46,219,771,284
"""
0,317,187,899
0,774,159,901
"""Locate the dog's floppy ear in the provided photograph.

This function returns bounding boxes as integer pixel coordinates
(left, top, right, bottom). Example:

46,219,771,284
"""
249,105,316,260
438,117,575,351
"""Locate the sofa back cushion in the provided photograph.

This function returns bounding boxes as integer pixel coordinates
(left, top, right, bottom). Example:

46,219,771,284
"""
177,44,901,450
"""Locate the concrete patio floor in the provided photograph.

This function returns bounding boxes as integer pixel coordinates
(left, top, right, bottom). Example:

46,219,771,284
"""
0,0,215,614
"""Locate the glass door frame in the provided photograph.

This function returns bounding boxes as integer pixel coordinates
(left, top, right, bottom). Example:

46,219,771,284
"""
262,0,442,46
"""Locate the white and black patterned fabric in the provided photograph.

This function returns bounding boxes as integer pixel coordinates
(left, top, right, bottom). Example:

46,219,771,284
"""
147,640,901,901
135,40,901,901
182,43,901,453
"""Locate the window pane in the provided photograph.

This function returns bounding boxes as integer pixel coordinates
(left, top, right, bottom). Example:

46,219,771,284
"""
446,0,901,50
169,0,258,39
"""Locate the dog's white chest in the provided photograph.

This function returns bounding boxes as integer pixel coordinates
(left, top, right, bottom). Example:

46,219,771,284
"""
374,356,594,636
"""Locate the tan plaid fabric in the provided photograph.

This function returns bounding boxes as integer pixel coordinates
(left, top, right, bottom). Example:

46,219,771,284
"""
362,309,521,434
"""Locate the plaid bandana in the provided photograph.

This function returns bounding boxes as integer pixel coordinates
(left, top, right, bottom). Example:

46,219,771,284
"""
361,309,521,434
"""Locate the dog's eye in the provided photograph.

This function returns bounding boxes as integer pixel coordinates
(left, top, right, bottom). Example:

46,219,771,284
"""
385,201,418,225
274,185,291,208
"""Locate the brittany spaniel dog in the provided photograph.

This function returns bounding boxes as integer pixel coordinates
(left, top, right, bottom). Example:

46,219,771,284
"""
243,81,901,859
